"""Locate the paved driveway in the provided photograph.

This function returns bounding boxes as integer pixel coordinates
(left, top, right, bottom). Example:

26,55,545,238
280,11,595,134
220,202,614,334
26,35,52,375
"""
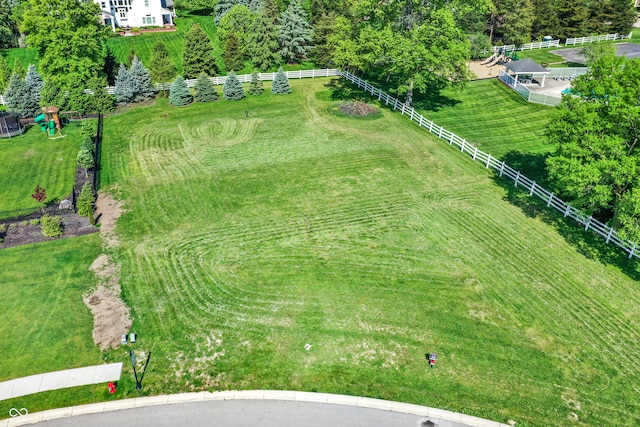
552,42,640,64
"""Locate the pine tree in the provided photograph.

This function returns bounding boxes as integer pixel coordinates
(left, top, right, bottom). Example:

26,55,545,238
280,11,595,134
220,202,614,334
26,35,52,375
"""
214,0,237,24
310,13,336,68
531,0,559,40
194,74,219,102
271,67,291,94
76,182,96,224
4,73,39,117
223,72,245,100
183,23,219,79
223,33,246,72
248,70,264,95
12,58,25,78
40,80,67,109
246,1,282,71
127,48,137,66
114,63,134,104
169,76,193,106
606,0,636,34
66,86,92,114
25,64,44,104
87,76,115,113
77,147,94,178
247,0,262,12
0,55,10,92
556,0,590,39
278,0,314,63
129,57,155,102
150,42,177,96
103,45,119,86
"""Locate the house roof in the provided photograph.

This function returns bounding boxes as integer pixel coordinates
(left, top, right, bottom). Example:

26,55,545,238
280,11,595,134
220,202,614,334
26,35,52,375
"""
506,58,549,74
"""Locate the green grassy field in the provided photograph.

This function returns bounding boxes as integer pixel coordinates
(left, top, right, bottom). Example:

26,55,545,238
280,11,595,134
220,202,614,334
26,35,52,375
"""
93,78,640,426
420,79,555,158
0,122,87,219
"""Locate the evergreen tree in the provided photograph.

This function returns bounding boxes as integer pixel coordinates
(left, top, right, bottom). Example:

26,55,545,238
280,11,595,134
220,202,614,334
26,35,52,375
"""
223,72,245,100
310,13,336,68
150,41,177,96
496,0,534,46
606,0,636,34
214,0,236,24
247,0,262,12
531,0,559,40
271,67,291,94
248,70,264,95
246,0,282,70
183,23,219,79
278,0,314,63
0,55,10,92
194,74,219,102
87,76,115,113
12,58,25,78
169,75,192,106
25,64,44,104
223,33,246,72
0,0,19,48
127,48,137,66
77,147,94,178
66,85,92,114
103,45,119,86
4,73,39,117
114,63,134,104
76,182,96,224
556,0,590,39
129,57,155,102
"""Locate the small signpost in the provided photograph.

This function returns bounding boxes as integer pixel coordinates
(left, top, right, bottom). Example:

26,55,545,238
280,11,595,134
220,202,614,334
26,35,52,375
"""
426,353,438,368
130,350,152,390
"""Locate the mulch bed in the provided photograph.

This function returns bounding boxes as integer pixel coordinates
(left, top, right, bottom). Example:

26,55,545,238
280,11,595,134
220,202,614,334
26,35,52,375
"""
1,214,96,249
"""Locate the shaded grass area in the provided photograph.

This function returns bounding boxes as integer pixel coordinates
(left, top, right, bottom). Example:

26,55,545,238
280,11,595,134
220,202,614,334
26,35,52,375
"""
0,48,39,71
96,78,640,426
0,235,103,380
0,122,85,220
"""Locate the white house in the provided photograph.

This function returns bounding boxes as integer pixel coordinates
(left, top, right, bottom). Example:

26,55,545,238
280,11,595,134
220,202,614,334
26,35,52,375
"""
95,0,175,31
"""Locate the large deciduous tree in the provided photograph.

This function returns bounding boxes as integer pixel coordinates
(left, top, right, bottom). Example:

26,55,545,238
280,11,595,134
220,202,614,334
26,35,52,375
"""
20,0,109,87
0,0,19,48
183,23,218,79
546,55,640,241
278,0,313,64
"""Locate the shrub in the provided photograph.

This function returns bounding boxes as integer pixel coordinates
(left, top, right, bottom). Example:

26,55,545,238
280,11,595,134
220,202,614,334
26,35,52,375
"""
20,220,28,226
30,218,40,226
0,224,6,232
77,147,94,177
81,120,95,137
82,136,95,153
248,71,264,96
77,182,96,224
271,67,291,95
223,72,245,100
41,214,63,238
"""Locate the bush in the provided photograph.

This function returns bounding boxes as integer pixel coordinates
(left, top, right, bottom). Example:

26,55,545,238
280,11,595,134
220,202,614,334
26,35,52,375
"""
30,218,40,226
82,136,95,153
20,220,28,226
0,224,6,233
77,182,96,224
41,214,63,238
81,120,95,137
169,76,193,106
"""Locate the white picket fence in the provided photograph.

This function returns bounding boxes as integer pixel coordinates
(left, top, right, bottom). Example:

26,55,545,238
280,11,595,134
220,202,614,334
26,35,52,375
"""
340,70,640,260
493,39,560,53
565,32,632,46
106,68,341,94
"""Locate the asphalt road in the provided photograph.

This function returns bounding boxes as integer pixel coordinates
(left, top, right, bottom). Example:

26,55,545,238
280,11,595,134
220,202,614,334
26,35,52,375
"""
35,400,469,427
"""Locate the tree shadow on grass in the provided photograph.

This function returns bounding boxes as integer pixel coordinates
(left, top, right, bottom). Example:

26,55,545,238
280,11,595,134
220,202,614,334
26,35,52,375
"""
500,150,552,185
491,161,640,281
411,87,461,112
325,78,372,102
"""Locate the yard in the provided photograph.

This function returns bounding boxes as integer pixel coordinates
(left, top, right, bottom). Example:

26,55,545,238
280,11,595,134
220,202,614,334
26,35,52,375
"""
91,77,640,426
0,122,87,220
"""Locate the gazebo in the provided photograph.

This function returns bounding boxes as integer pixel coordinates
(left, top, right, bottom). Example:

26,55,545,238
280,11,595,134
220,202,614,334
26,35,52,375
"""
505,58,550,87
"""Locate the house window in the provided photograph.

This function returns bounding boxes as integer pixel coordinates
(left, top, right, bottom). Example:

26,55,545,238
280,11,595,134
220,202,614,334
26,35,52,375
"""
101,2,106,7
118,8,127,20
143,15,156,24
145,0,149,6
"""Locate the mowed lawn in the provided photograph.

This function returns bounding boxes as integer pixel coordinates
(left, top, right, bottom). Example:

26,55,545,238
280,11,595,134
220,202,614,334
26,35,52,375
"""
100,78,640,426
421,79,555,158
0,122,86,219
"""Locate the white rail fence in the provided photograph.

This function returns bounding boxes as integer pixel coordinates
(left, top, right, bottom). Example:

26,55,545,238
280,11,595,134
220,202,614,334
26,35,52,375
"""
493,39,560,53
497,70,562,106
340,70,640,260
565,32,632,46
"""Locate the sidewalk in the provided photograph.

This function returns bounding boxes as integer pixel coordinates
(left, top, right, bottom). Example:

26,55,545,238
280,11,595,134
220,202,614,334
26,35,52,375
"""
0,363,122,402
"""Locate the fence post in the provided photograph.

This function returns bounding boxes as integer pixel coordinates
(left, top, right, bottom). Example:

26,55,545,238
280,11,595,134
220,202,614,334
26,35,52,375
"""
547,193,553,207
473,147,478,160
393,99,399,110
564,204,571,217
514,170,520,187
438,127,443,138
606,227,614,243
453,134,458,147
428,122,434,132
529,181,535,196
499,161,505,177
584,216,591,230
629,242,636,259
418,115,424,127
486,154,491,168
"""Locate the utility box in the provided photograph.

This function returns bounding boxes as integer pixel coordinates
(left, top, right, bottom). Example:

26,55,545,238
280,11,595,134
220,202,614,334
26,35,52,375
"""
121,334,128,345
129,333,137,343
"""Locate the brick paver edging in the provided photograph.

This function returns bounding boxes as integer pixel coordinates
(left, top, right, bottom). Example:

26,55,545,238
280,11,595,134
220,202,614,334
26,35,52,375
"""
2,390,510,427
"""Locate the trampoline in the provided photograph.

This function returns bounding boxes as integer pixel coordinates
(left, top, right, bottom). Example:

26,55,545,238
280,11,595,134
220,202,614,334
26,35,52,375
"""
0,112,25,138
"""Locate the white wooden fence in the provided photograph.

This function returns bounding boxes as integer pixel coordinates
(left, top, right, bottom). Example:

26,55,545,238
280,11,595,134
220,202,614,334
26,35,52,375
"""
565,32,632,46
340,70,640,260
497,70,563,106
493,39,560,53
107,68,341,94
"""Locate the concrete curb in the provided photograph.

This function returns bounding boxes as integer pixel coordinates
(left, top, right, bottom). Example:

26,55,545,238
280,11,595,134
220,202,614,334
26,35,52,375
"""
2,390,511,427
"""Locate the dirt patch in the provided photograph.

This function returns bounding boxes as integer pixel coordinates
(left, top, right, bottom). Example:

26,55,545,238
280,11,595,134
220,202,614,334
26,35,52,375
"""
95,192,124,247
85,254,132,350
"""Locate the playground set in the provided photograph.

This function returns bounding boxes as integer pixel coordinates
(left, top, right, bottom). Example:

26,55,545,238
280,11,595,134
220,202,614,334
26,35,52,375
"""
481,48,519,67
34,106,66,139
